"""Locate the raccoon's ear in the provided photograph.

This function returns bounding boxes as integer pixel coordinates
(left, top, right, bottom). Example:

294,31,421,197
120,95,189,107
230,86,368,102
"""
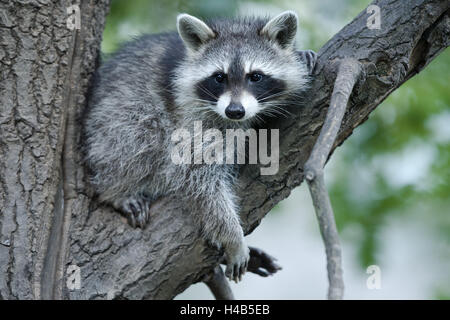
177,13,215,52
261,11,298,49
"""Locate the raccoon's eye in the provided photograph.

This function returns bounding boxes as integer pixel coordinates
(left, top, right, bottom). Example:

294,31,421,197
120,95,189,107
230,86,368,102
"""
249,72,263,82
214,73,226,84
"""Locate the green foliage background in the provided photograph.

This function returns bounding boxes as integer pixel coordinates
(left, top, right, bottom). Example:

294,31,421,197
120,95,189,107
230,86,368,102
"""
102,0,449,298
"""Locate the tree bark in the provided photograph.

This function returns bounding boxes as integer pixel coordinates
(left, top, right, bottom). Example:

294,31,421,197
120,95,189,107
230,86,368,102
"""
0,0,448,299
0,0,109,299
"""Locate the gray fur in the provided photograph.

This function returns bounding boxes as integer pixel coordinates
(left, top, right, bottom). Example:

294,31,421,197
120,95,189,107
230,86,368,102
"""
82,12,316,281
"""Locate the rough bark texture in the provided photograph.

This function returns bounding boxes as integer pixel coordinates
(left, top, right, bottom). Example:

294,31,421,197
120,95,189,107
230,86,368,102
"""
0,0,448,299
0,0,109,299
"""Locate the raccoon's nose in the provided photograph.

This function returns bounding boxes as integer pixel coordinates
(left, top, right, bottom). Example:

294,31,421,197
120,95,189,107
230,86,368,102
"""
225,103,245,120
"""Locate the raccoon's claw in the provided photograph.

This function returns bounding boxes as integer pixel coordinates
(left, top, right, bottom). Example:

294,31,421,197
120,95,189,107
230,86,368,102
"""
116,196,152,229
224,242,250,283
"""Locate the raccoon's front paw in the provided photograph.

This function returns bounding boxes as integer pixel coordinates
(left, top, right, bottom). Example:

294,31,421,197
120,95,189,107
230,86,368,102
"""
114,196,152,229
224,241,250,283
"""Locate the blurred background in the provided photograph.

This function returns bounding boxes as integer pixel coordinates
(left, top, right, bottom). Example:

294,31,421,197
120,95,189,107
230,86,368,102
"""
102,0,450,299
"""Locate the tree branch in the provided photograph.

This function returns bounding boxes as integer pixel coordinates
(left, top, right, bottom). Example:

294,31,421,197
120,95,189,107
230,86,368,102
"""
304,59,361,300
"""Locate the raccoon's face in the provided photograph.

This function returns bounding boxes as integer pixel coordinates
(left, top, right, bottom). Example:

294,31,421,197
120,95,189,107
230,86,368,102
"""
175,11,310,123
194,62,287,122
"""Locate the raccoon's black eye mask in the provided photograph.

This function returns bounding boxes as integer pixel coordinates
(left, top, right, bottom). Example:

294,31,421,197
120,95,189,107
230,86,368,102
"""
249,75,286,101
214,72,226,84
248,72,264,82
212,71,265,84
196,69,285,103
196,73,226,101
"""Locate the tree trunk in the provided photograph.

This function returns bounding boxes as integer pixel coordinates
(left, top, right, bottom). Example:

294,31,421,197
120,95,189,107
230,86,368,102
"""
0,0,448,299
0,0,109,299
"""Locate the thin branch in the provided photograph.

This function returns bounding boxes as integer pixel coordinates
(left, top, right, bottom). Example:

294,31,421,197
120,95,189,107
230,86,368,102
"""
304,58,361,300
204,266,235,300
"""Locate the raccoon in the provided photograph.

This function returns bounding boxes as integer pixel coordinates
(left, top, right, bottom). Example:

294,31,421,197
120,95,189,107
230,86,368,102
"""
82,11,316,282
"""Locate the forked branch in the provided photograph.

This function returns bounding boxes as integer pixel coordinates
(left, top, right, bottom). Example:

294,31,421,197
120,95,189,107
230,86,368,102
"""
304,59,362,300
